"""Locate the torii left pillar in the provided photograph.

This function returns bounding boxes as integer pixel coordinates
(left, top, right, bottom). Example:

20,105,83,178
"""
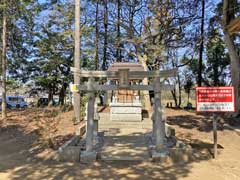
152,77,167,160
80,78,97,162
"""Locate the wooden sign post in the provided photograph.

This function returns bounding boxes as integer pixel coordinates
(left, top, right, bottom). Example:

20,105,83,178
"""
212,114,217,158
196,87,235,159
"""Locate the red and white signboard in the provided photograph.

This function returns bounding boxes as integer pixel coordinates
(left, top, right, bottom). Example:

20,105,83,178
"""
196,87,235,112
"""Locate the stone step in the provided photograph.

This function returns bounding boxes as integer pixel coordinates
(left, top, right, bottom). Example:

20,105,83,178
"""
100,154,148,161
99,122,152,126
100,135,150,161
98,123,152,130
98,121,152,126
99,126,152,130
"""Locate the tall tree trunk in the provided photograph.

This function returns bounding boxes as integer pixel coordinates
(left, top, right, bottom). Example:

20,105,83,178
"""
213,52,219,86
95,0,99,70
197,0,205,86
1,6,7,120
170,76,182,108
48,86,53,106
74,0,81,122
137,55,151,111
222,0,240,115
102,0,108,70
116,0,122,62
171,89,178,108
177,73,182,107
59,83,67,106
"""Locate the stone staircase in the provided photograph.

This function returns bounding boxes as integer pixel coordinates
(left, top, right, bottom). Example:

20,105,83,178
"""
100,134,150,161
99,113,152,130
98,112,152,161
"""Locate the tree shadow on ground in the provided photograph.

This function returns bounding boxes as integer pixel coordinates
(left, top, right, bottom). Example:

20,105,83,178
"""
0,124,218,180
0,108,226,180
0,129,215,180
167,114,224,132
5,160,195,180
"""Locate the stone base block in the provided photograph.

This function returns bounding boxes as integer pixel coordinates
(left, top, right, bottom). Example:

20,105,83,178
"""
59,146,81,162
110,102,142,121
110,103,142,114
168,148,193,163
110,114,142,122
80,151,97,163
58,135,81,162
165,124,175,138
151,150,169,162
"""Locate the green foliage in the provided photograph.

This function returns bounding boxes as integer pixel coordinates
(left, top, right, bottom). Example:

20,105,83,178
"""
6,78,21,91
0,0,235,109
181,56,201,84
205,16,230,86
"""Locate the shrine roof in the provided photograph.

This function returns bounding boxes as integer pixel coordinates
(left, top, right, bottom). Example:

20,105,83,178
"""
108,62,145,72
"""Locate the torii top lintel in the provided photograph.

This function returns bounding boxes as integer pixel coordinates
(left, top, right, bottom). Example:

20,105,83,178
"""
70,67,177,79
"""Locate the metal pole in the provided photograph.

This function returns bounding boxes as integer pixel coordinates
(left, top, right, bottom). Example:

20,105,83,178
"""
213,113,218,159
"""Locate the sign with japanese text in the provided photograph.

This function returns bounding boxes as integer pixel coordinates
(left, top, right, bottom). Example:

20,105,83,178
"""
196,87,235,112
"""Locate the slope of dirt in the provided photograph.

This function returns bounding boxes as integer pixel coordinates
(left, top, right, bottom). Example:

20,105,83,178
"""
0,108,240,180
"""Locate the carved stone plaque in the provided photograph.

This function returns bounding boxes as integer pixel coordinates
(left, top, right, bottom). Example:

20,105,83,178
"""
119,69,129,88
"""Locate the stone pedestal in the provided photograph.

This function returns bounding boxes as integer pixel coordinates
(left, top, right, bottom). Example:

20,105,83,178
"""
110,102,142,121
58,135,81,162
80,151,97,163
151,150,169,162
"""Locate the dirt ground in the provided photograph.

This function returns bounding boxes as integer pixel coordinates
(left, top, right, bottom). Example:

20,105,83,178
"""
0,108,240,180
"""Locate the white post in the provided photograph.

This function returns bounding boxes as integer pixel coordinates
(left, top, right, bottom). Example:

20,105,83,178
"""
154,77,165,152
86,78,95,152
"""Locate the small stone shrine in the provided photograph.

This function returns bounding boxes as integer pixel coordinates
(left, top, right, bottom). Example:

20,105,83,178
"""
107,62,144,121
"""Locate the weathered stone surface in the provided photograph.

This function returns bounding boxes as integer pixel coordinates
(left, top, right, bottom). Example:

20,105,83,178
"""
151,150,169,162
168,147,193,163
75,125,86,136
80,151,97,163
93,119,98,136
110,114,142,122
59,146,81,162
165,124,175,138
110,102,142,107
110,103,142,113
111,106,142,114
109,102,142,121
58,136,82,162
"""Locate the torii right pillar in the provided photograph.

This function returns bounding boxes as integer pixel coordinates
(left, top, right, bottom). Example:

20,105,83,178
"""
153,77,166,154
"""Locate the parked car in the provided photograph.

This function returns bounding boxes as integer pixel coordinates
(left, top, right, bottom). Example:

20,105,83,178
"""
0,96,28,109
37,98,49,107
37,97,59,107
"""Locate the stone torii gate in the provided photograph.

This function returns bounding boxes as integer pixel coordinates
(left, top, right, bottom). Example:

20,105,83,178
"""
71,67,177,160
